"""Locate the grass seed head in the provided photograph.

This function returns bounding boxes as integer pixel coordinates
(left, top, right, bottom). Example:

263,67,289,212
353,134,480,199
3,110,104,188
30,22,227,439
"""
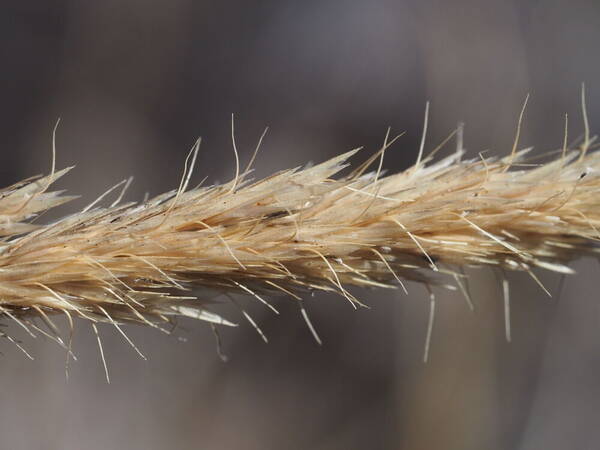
0,109,599,360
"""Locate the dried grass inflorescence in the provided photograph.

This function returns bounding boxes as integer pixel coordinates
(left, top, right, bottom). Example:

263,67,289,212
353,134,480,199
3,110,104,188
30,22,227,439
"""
1,102,599,373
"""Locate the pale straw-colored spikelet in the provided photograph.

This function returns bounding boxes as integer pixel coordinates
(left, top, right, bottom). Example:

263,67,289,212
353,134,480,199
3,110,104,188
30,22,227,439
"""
1,98,600,373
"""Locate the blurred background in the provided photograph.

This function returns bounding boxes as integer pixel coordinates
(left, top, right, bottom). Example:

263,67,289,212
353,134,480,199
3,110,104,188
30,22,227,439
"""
1,1,600,449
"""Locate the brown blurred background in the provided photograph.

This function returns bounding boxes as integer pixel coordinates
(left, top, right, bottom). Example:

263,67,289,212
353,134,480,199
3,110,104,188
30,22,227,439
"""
1,1,600,449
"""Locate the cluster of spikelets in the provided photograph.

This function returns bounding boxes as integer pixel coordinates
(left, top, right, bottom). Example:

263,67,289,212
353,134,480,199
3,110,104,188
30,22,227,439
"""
1,101,600,375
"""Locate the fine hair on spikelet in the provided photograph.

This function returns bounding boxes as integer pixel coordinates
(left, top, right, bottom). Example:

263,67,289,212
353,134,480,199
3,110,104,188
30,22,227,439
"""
1,91,599,380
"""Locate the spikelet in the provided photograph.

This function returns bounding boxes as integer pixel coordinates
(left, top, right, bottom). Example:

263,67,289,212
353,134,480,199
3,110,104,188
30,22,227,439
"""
1,105,600,369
